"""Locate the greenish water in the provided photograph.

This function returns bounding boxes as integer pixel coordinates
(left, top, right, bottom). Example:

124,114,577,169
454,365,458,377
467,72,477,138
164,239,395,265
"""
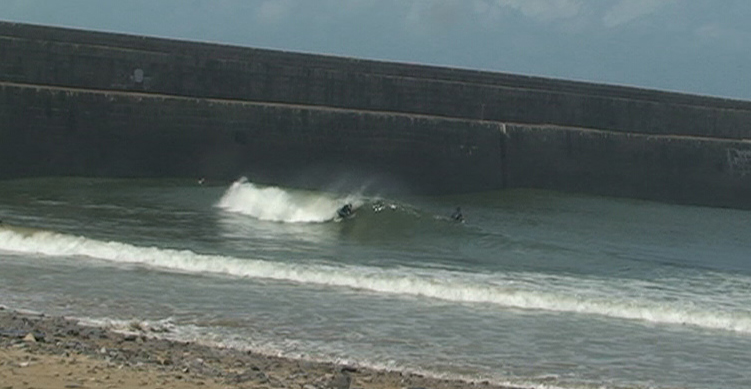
1,177,750,389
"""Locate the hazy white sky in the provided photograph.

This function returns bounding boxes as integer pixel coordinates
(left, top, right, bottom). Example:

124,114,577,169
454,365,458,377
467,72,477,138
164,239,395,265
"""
3,0,751,100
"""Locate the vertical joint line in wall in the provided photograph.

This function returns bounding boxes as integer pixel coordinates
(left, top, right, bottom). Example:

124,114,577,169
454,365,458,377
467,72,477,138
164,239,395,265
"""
499,123,508,189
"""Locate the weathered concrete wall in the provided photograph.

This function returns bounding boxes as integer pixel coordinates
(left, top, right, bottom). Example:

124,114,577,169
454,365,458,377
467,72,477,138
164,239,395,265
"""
503,124,751,208
3,21,751,208
0,82,504,193
3,21,751,139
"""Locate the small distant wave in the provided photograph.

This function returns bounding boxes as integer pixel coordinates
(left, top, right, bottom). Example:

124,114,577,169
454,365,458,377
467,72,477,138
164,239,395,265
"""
2,226,751,334
216,178,361,223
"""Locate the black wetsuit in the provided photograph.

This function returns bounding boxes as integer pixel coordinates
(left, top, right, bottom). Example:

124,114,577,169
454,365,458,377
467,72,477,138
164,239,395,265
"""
451,207,464,222
337,204,353,219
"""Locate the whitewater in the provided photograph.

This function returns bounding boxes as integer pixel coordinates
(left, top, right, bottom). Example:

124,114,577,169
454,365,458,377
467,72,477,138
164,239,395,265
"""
1,177,750,389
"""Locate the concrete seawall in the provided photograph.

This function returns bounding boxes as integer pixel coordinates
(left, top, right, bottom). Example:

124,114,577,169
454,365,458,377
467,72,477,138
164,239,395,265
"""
4,22,751,139
3,21,751,208
0,81,505,193
504,124,751,208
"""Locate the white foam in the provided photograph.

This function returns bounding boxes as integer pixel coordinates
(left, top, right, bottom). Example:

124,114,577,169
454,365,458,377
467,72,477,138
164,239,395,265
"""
2,227,751,334
78,316,176,335
216,178,358,223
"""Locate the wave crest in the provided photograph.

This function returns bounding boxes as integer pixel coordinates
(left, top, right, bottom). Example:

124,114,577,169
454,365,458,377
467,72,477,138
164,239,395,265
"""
216,178,359,223
2,225,751,334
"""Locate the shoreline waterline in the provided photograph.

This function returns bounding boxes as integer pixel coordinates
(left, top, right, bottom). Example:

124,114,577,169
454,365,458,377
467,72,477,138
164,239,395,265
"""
0,306,525,389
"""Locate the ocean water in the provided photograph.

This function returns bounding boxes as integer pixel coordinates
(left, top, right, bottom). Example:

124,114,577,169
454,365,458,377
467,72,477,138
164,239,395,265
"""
1,177,750,389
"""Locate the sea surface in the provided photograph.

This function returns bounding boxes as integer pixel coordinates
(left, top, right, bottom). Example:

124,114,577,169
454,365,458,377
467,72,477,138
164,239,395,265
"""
1,177,750,389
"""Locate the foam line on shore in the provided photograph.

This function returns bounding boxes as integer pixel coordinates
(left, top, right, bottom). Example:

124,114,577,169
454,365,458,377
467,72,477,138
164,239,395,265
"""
1,305,586,389
2,226,751,334
74,314,574,389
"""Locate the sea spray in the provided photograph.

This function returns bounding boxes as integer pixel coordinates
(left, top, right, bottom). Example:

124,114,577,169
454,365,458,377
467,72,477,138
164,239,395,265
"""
216,178,362,223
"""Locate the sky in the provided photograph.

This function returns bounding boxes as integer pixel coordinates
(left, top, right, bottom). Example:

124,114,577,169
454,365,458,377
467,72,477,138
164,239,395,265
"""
3,0,751,100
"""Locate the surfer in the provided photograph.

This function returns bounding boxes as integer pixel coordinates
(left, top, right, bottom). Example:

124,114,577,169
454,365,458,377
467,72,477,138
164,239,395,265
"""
451,207,464,222
337,203,353,219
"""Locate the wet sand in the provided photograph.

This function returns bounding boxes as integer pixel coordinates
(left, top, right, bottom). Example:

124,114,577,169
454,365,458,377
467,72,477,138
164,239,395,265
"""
0,307,514,389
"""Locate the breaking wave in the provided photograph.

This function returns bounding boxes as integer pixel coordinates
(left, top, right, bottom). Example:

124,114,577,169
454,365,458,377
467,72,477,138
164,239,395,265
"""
2,225,751,334
215,178,362,223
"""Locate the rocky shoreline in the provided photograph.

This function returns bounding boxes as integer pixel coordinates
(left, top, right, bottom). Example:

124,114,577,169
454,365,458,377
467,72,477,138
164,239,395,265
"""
0,307,516,389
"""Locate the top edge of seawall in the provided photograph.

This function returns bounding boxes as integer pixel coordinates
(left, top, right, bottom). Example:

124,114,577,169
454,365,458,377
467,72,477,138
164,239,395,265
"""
2,19,751,111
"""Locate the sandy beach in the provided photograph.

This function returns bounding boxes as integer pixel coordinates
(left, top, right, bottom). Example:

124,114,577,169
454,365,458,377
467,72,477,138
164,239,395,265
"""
0,307,512,389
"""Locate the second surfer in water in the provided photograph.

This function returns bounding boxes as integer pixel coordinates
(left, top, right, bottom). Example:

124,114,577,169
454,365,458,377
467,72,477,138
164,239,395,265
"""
451,207,464,222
